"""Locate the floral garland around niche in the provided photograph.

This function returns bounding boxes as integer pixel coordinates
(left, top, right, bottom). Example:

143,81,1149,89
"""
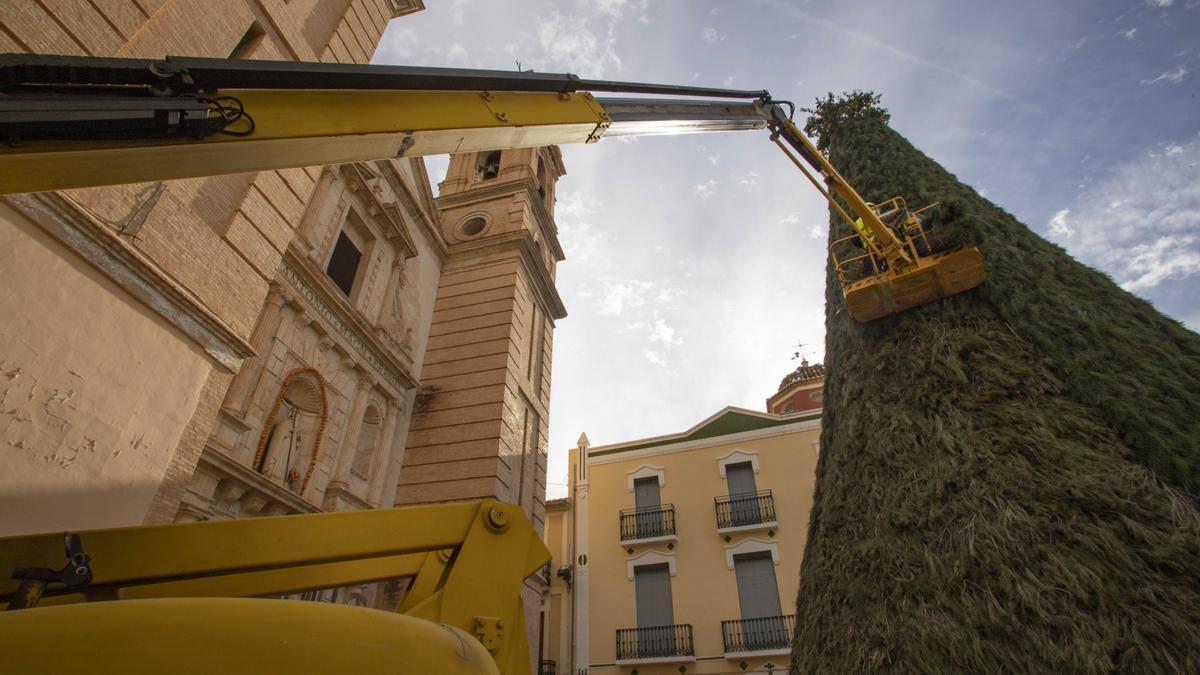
252,367,330,494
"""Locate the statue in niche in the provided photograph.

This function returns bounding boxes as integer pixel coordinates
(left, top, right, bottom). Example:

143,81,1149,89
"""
386,256,410,346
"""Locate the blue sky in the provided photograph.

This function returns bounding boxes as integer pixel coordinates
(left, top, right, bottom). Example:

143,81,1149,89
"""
374,0,1200,497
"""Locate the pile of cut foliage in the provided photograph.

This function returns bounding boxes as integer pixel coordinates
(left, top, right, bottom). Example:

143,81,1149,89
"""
791,92,1200,673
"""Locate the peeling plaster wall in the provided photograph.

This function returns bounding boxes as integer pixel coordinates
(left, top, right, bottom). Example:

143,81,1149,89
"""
0,204,212,536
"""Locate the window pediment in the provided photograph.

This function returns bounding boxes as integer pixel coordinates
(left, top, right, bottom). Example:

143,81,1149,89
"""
338,163,418,260
626,465,666,491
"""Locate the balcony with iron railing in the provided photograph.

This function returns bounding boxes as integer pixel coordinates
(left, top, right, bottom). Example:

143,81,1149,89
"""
714,490,778,533
619,504,677,545
721,614,795,657
616,624,695,665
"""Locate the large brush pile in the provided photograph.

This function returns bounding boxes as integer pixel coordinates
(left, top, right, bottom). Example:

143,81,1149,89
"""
791,93,1200,674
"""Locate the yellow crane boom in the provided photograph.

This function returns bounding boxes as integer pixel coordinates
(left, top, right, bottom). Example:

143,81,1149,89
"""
0,54,984,321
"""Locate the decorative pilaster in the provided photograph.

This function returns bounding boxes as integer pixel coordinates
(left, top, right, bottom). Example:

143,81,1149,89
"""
366,400,401,506
328,369,375,494
221,283,288,414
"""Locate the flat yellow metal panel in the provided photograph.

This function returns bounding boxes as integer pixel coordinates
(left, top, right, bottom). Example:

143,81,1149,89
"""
0,90,609,193
0,598,500,675
0,501,480,601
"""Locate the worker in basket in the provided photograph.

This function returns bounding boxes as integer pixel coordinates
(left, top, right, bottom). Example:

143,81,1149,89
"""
851,205,885,277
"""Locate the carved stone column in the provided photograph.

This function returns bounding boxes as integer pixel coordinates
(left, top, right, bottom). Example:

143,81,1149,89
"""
329,369,375,491
378,388,416,508
221,283,289,414
366,398,402,507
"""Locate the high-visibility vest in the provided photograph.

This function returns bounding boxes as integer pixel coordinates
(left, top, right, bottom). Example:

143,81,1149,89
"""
853,217,876,246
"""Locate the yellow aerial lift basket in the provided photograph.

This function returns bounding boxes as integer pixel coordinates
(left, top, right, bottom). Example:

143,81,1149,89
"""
830,198,987,322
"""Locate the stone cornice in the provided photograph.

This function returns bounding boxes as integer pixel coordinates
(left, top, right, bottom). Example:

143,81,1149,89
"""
437,178,566,262
384,0,425,18
447,230,567,320
282,248,418,396
4,193,255,373
322,481,373,510
587,417,822,467
199,443,321,514
378,160,448,261
525,185,567,262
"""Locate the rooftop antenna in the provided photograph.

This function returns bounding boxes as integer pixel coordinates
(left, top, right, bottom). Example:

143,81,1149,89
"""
791,341,810,367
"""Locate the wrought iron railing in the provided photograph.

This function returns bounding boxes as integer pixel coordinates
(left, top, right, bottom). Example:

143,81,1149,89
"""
714,490,776,529
721,614,795,653
619,504,676,541
539,659,557,675
616,624,694,661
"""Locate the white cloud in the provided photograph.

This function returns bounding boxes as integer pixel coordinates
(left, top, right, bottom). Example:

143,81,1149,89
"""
1047,208,1074,237
1147,0,1172,6
1121,27,1138,39
1123,236,1200,290
504,11,623,77
643,349,668,367
693,179,719,200
1140,65,1188,86
702,27,725,44
648,318,683,348
708,153,721,167
448,0,470,24
781,212,801,225
1046,138,1200,292
756,0,1012,100
808,223,825,239
445,42,470,66
597,279,654,315
555,191,603,265
738,170,760,188
595,0,627,16
374,26,420,62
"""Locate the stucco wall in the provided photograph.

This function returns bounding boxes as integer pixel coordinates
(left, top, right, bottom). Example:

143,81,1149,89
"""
582,421,821,673
0,203,212,536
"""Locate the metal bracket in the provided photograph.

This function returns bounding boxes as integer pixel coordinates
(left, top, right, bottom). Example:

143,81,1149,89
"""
7,532,92,610
473,616,504,653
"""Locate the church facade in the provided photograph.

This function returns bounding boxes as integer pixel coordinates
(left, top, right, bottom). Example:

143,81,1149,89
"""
0,0,562,635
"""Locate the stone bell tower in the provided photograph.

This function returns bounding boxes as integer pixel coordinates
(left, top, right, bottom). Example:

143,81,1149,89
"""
398,146,567,531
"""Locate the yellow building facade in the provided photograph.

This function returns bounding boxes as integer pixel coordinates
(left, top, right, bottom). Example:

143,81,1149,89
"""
541,366,824,675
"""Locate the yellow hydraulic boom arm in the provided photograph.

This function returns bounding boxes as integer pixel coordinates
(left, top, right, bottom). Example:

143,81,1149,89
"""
0,499,548,674
0,53,985,320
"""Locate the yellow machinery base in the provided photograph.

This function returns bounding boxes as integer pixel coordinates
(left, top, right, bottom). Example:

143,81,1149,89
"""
0,597,499,675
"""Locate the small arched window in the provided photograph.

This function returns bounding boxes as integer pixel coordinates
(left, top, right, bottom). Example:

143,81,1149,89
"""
476,150,501,181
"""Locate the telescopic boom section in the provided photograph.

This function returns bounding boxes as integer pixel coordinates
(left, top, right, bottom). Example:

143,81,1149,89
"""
0,54,769,193
0,54,986,320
